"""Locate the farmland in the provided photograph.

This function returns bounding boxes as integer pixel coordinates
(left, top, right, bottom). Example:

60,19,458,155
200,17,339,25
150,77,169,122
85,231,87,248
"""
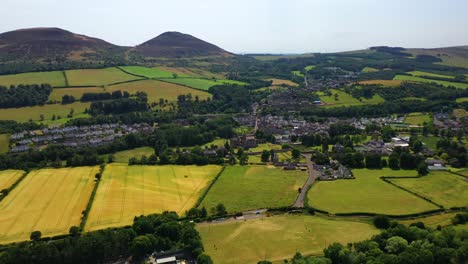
0,101,90,122
49,87,105,102
155,67,224,79
394,75,468,89
358,79,402,87
407,71,455,79
0,170,23,191
0,134,9,154
404,112,431,125
85,164,221,231
200,166,307,213
388,172,468,208
106,79,211,103
265,78,298,86
160,78,246,91
0,167,98,244
65,67,142,86
361,67,379,72
119,66,181,78
456,97,468,103
112,147,155,163
308,168,438,215
0,71,66,87
399,212,461,228
197,215,379,264
318,89,385,108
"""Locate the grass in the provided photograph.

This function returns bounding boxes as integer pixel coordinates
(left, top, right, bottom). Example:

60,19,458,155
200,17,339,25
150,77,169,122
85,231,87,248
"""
201,139,227,148
248,143,282,152
304,65,316,71
308,168,439,215
119,66,178,78
292,71,304,77
456,97,468,103
408,71,455,79
85,164,222,231
197,214,379,264
388,172,468,208
0,134,9,154
159,78,246,91
361,67,379,73
265,78,298,87
394,75,468,89
319,89,385,108
200,165,308,213
404,112,431,125
0,167,98,244
0,170,23,191
399,212,460,228
154,67,224,79
65,67,142,86
403,97,427,101
112,147,155,163
0,102,90,122
0,71,66,87
358,80,402,87
419,136,439,150
49,87,105,102
106,80,211,104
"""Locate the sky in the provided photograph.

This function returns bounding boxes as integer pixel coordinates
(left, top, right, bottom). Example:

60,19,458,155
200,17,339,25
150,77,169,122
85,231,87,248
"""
2,0,468,54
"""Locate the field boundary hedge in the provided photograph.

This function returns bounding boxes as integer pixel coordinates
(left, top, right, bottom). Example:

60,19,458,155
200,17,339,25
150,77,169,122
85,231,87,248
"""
194,166,225,208
79,165,105,230
115,66,149,80
154,78,210,93
0,171,28,203
62,71,69,87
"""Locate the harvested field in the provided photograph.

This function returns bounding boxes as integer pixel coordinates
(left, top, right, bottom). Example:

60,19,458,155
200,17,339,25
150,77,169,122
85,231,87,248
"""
65,67,141,86
0,71,66,87
0,170,23,191
0,102,90,122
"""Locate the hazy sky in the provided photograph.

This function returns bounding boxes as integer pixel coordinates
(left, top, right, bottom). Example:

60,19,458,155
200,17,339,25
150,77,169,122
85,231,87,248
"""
2,0,468,53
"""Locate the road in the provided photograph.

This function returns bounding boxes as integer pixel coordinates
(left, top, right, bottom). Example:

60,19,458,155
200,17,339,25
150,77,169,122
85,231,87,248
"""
292,154,318,208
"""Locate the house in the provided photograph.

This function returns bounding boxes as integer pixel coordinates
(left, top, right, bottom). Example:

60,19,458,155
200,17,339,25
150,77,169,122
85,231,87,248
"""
203,149,218,158
230,134,258,149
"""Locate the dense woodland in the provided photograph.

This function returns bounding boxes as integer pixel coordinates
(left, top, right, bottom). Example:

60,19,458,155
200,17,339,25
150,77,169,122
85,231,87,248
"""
0,84,52,108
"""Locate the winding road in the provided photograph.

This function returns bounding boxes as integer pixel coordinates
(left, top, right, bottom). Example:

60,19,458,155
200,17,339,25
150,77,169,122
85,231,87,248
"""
293,154,318,208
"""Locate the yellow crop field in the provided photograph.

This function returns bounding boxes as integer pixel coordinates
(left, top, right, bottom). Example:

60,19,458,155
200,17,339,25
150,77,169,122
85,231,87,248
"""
49,87,105,102
0,102,90,122
65,67,142,86
0,71,66,87
0,170,23,191
85,164,222,231
0,167,98,244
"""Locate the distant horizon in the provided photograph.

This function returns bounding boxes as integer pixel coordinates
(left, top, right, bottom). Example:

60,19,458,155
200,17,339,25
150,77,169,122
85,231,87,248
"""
1,0,468,54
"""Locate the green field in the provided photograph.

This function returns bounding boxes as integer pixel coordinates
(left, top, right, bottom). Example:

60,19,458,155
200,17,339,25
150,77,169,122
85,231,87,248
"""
49,87,105,102
0,167,98,244
0,170,23,191
0,102,90,122
0,134,9,154
404,112,431,125
86,164,222,231
388,172,468,208
197,215,379,264
304,65,316,71
292,70,304,77
361,67,379,72
0,71,66,87
154,66,225,79
318,89,385,108
200,165,308,213
420,135,439,150
65,67,142,86
394,75,468,89
399,212,461,228
107,79,211,103
112,147,155,163
308,168,438,215
456,97,468,103
247,143,282,152
408,71,455,79
159,78,247,91
119,66,181,78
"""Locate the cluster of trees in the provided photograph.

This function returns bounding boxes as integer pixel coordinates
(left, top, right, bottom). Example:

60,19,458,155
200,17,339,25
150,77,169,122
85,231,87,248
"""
81,90,130,102
436,139,467,168
0,84,52,108
88,92,148,115
273,221,468,264
0,212,213,264
0,120,43,134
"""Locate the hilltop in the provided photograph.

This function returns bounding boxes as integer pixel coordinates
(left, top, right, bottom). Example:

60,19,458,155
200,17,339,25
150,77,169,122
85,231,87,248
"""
133,31,232,58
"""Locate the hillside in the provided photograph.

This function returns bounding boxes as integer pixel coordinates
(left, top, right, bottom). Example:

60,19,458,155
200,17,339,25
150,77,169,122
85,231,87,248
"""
133,31,232,58
407,45,468,68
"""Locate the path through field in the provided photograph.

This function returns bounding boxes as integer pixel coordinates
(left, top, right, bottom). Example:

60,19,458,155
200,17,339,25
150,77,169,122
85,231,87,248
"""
293,154,317,208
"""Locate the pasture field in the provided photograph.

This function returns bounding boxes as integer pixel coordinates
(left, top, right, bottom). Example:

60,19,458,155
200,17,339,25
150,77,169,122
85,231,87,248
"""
0,134,9,154
456,97,468,103
403,97,427,101
419,136,439,150
0,71,66,87
388,172,468,208
304,65,316,71
159,78,246,91
201,139,227,148
248,143,282,152
112,147,155,163
119,66,177,78
358,79,402,87
308,168,438,215
292,70,304,77
0,167,98,244
399,212,461,228
265,78,298,86
200,165,307,213
408,71,455,79
404,112,431,125
318,89,384,108
0,170,23,191
361,67,379,72
197,215,379,264
0,102,90,122
107,80,211,103
86,164,222,231
154,67,224,79
49,87,105,101
65,67,141,86
394,75,468,89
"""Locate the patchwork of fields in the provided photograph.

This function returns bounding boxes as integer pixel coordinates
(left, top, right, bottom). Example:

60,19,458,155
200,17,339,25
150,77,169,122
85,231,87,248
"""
86,164,221,231
308,168,439,215
0,167,98,244
200,165,307,213
197,215,379,264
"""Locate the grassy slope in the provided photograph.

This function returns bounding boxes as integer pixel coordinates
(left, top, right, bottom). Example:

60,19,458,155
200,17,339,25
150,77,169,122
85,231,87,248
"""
308,168,438,215
388,172,468,208
0,71,66,87
0,134,9,154
408,71,455,79
0,167,98,244
394,75,468,89
65,67,142,86
404,112,431,125
200,165,307,213
319,89,385,108
119,66,180,78
86,164,221,231
265,78,298,87
112,147,155,163
0,170,23,191
0,102,90,122
159,78,246,91
399,212,461,228
197,215,379,264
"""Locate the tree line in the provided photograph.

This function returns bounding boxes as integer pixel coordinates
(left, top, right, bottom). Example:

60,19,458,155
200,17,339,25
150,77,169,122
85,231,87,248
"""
0,84,52,108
